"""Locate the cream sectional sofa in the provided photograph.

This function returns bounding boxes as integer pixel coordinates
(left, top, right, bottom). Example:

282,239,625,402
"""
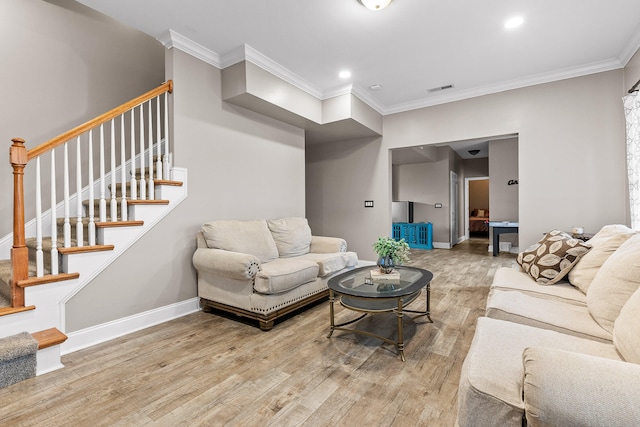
193,217,364,330
457,225,640,427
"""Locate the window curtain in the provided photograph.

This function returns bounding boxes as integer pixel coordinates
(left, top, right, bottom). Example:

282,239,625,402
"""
623,91,640,230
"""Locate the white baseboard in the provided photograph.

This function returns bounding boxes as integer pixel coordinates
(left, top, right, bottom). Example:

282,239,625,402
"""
61,297,201,355
433,242,451,249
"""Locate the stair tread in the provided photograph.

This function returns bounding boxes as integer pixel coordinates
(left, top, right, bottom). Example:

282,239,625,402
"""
18,272,80,288
0,305,36,317
31,327,68,350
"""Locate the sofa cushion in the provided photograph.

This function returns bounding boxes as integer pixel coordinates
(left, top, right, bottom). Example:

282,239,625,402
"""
296,252,358,277
267,217,312,258
587,233,640,334
486,289,612,342
202,220,279,263
254,258,319,294
491,267,586,305
613,287,640,364
457,317,622,427
516,230,591,285
569,224,636,293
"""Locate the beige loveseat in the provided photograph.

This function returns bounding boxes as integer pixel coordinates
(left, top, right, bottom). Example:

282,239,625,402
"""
193,217,363,330
457,225,640,427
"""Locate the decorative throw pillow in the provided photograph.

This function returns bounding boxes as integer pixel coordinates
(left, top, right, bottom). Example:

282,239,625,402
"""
586,233,640,334
569,225,636,294
517,230,591,285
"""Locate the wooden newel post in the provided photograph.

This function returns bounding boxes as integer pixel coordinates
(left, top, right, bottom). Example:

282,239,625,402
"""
10,138,28,307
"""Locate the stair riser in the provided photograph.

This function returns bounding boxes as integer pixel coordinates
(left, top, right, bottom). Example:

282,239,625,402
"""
81,201,123,221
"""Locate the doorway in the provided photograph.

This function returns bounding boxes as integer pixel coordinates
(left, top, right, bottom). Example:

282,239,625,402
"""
465,177,490,241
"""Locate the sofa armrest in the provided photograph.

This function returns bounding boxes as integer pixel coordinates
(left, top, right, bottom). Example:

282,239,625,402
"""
310,236,347,253
192,247,260,281
523,346,640,427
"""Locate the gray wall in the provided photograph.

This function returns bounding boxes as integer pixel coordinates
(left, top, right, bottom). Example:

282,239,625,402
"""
625,49,640,92
390,147,453,244
0,0,165,237
489,138,519,222
65,49,307,331
306,69,629,259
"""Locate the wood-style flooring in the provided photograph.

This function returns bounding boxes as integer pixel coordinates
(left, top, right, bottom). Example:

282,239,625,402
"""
0,238,516,427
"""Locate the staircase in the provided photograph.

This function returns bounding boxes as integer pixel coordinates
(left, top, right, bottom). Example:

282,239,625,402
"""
0,81,187,376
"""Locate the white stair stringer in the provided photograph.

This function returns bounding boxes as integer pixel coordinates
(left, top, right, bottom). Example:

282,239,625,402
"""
0,167,187,375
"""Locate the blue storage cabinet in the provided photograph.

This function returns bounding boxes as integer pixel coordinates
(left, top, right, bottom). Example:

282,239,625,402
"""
392,222,433,250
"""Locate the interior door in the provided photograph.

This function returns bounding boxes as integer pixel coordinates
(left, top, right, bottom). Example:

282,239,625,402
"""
450,171,458,247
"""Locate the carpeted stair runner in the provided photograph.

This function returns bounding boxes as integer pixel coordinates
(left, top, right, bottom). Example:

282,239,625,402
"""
0,260,12,308
0,332,37,388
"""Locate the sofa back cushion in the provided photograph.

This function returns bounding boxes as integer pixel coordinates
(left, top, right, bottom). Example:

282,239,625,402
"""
267,217,312,258
586,233,640,334
569,225,636,294
202,220,279,263
613,287,640,364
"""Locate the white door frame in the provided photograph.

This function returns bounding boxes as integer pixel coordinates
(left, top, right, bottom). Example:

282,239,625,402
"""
464,176,490,240
450,171,458,247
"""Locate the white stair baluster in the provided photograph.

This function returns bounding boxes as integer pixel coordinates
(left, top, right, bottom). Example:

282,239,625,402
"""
130,108,137,201
147,99,155,200
50,148,58,275
163,91,170,180
35,157,43,277
75,136,83,247
88,131,96,246
156,96,162,180
99,124,107,222
120,114,128,221
63,141,71,248
139,103,146,200
110,119,118,220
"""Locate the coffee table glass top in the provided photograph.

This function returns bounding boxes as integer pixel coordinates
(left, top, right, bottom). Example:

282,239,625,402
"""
328,266,433,299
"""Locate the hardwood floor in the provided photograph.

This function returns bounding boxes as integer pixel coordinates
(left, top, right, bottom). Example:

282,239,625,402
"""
0,239,516,427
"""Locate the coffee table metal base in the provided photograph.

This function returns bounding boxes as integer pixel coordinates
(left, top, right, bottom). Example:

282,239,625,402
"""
327,285,432,361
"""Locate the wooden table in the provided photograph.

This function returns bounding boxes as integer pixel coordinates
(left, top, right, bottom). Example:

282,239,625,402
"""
489,221,519,256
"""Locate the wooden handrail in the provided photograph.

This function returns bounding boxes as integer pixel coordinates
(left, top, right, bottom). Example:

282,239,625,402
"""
27,80,173,161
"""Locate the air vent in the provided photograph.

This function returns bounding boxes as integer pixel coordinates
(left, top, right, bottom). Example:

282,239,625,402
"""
427,84,454,94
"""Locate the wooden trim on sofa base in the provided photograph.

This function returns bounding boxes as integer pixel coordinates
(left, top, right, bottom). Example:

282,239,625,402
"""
200,290,329,331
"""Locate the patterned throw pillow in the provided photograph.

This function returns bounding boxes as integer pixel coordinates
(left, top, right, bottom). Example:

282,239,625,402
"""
517,230,592,285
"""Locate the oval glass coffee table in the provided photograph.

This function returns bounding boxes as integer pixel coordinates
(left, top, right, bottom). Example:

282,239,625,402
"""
327,265,433,361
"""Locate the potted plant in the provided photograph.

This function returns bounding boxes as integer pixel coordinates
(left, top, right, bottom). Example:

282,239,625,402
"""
373,236,410,273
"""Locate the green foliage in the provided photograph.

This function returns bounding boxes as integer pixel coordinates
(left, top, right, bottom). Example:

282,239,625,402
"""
372,236,410,265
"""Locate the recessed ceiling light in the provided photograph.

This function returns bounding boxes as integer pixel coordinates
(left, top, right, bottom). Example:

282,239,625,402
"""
369,84,382,91
504,16,524,29
338,70,352,79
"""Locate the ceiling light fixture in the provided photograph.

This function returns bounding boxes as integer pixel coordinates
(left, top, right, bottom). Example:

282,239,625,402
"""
369,84,382,91
468,149,480,156
338,70,352,79
359,0,392,11
504,16,524,29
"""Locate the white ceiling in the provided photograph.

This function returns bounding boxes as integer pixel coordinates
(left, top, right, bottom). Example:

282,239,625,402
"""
76,0,640,115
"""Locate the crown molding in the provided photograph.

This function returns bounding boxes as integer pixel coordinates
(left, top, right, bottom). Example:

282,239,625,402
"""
619,26,640,66
243,45,324,99
158,31,630,117
157,29,222,68
383,57,625,115
350,84,386,115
